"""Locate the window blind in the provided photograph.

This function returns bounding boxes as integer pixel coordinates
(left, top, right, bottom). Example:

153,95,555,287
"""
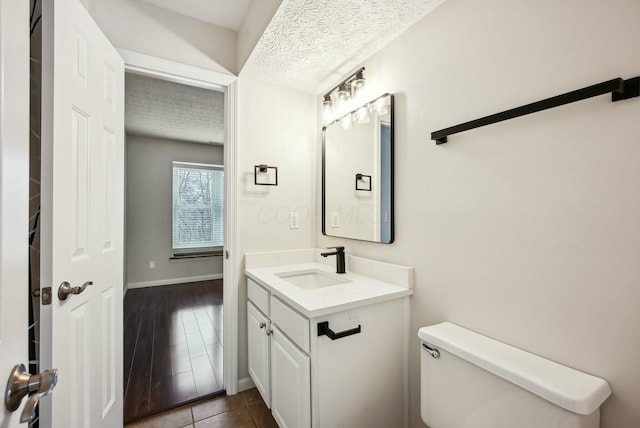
172,162,224,249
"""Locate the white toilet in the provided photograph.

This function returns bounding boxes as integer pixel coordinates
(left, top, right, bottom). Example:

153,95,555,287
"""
418,322,611,428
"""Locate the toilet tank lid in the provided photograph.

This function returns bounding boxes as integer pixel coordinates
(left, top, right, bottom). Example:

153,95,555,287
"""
418,322,611,415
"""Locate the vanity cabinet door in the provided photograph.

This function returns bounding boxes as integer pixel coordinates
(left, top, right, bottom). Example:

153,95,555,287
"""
248,302,271,407
271,326,311,428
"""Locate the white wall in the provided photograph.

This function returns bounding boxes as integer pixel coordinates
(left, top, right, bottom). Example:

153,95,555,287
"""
0,1,30,414
126,135,224,287
236,75,316,380
316,0,640,426
88,0,237,75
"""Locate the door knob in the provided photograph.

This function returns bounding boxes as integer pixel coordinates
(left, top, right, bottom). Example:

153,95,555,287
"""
5,364,58,423
58,280,92,301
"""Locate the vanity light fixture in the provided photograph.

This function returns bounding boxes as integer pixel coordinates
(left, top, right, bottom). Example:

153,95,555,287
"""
322,67,366,124
334,83,351,117
322,95,334,125
350,69,366,101
335,83,351,99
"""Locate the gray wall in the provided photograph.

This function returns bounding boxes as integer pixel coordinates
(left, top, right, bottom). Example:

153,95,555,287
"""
316,0,640,427
126,135,224,287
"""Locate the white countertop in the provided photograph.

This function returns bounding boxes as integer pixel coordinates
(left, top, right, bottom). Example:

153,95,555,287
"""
246,261,412,318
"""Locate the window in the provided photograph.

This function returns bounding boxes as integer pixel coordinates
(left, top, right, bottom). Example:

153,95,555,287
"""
172,162,224,250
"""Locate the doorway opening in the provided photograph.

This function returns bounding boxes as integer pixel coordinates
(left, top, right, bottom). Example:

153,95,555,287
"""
123,72,226,422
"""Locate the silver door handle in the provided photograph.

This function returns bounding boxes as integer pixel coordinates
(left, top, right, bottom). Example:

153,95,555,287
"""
5,364,58,423
58,280,92,301
259,322,266,329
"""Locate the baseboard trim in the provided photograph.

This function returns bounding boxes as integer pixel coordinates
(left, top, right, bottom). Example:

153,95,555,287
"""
238,377,255,393
127,273,223,289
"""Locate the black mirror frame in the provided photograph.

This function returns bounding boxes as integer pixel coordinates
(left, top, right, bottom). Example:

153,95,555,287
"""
321,93,394,244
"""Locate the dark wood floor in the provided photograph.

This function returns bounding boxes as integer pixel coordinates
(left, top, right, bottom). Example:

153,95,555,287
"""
124,280,224,423
125,388,277,428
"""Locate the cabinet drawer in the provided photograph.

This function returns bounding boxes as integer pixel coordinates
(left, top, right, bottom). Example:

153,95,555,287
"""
270,297,310,353
248,278,269,316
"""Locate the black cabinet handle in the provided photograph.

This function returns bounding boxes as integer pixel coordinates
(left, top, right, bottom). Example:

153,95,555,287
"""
317,321,361,340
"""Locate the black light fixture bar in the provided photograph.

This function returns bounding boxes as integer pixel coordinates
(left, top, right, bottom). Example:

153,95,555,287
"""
323,67,365,98
431,76,640,145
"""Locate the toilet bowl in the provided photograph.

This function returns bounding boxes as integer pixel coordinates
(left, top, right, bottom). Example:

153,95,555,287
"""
419,322,611,428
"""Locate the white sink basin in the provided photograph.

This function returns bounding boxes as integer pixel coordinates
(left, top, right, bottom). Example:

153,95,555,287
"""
276,269,351,289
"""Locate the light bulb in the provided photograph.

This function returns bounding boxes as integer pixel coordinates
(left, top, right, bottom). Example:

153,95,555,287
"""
334,83,351,116
350,70,365,102
336,83,350,99
322,95,334,124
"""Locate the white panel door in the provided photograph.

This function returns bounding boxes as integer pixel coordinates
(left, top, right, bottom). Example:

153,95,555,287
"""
40,0,124,427
0,1,29,427
271,326,311,428
247,302,271,407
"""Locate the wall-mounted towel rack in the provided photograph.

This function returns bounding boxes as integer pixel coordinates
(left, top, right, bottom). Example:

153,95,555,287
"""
317,321,361,340
355,173,372,191
431,76,640,145
254,164,278,185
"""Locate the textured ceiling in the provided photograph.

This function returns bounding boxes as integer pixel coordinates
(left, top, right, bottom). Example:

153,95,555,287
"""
135,0,253,31
124,1,446,142
125,73,225,145
242,0,446,92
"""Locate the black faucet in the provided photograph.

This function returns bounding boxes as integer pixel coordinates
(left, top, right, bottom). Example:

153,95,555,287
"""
321,246,346,274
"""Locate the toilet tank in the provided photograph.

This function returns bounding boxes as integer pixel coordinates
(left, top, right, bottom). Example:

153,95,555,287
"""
418,323,611,428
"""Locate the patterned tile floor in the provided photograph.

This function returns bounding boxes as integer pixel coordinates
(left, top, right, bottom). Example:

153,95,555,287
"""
125,388,277,428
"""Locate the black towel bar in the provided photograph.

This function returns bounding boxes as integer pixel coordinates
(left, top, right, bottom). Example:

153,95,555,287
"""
317,321,361,340
431,76,640,144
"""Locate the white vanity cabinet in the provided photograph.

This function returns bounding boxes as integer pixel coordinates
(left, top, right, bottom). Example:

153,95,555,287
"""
247,276,272,406
270,325,311,428
247,277,408,428
247,301,271,406
247,279,311,428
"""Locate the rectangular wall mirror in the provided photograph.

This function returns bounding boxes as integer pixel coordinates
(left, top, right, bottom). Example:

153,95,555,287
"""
322,93,393,243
